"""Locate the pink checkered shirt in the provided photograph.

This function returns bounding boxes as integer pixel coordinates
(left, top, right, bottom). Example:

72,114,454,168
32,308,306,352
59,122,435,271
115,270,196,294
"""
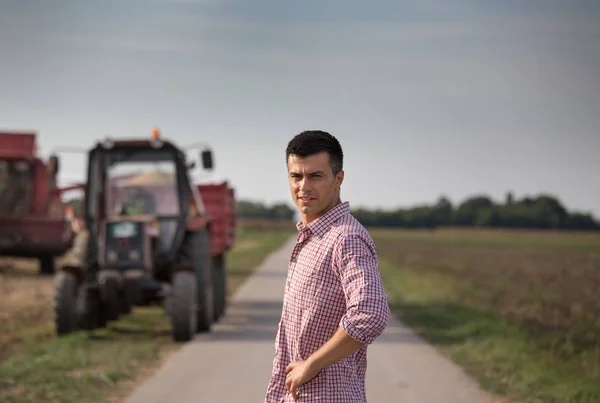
264,201,390,403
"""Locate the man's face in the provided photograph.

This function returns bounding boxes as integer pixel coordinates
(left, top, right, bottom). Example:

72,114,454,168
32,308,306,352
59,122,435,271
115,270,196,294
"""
287,151,344,224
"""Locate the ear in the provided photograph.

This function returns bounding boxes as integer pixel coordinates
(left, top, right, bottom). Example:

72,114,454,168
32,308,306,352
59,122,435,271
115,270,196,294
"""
335,170,344,188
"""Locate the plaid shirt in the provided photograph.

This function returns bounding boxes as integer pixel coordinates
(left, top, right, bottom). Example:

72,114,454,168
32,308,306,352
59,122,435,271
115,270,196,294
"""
265,202,390,402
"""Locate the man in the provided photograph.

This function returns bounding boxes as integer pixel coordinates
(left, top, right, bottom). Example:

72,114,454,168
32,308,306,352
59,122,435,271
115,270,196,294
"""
264,131,390,402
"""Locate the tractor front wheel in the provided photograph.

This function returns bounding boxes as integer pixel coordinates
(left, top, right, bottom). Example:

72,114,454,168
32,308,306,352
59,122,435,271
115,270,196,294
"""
98,270,122,321
123,272,144,310
76,285,107,330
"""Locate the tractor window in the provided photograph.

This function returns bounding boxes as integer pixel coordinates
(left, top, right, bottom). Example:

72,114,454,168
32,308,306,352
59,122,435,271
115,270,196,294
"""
105,151,180,217
0,159,32,215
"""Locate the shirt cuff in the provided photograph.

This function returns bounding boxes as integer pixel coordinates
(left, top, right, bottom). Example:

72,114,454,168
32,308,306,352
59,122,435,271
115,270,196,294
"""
340,316,370,345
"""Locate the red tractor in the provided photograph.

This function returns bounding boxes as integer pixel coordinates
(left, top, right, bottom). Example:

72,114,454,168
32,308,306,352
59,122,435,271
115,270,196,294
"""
0,131,74,274
54,130,236,342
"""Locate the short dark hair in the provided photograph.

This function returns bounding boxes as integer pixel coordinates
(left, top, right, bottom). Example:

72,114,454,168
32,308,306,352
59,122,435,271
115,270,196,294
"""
285,130,344,175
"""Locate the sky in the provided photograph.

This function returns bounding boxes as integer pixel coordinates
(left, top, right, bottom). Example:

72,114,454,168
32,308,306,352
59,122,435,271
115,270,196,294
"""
1,0,599,217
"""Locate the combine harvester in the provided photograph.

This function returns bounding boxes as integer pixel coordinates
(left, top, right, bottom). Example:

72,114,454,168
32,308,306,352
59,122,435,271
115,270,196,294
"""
0,131,74,274
54,129,236,342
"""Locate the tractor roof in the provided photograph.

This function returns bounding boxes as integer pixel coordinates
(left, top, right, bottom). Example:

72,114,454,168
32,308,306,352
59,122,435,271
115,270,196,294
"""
97,128,180,151
100,138,179,149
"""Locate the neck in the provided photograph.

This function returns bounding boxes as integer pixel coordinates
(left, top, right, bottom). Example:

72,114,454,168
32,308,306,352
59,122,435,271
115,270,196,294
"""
301,197,342,225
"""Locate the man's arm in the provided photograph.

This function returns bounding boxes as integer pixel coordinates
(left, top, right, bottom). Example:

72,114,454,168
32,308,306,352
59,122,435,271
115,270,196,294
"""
334,231,390,346
307,326,363,371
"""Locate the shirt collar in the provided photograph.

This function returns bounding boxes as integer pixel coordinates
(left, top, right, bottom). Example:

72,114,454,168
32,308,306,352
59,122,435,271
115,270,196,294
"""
296,201,350,238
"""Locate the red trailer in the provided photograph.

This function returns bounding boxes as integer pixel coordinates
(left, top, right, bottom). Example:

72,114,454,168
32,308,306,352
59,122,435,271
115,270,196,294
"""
0,131,73,274
198,181,236,256
198,182,236,318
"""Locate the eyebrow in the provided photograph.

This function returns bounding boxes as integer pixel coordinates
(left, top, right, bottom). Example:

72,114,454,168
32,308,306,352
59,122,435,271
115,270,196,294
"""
290,170,325,176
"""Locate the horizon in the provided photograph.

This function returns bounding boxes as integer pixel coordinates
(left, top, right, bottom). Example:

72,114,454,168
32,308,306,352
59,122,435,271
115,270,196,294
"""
1,1,599,217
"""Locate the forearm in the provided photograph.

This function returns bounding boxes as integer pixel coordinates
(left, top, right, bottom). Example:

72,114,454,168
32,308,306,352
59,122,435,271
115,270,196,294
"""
305,326,363,373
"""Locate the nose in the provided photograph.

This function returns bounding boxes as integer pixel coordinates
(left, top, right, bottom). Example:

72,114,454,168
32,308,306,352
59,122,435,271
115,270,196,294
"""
298,177,310,192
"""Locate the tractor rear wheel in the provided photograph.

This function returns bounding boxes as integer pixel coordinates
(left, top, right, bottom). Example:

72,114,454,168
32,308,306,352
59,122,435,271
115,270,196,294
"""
191,230,213,332
169,271,197,342
213,254,227,322
54,271,78,335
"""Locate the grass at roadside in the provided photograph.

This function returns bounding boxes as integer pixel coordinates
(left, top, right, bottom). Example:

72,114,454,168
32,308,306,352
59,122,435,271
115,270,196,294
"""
0,223,295,403
373,227,600,403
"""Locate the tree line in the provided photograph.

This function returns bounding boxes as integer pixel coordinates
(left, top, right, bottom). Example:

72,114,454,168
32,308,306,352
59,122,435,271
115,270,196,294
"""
64,192,599,231
351,193,600,230
235,200,296,220
235,193,600,231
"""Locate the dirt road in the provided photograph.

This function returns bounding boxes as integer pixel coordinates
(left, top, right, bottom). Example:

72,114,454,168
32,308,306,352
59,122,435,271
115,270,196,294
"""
124,237,493,403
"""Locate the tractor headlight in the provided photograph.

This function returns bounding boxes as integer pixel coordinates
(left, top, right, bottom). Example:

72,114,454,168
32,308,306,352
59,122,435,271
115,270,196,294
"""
129,249,140,261
107,250,118,262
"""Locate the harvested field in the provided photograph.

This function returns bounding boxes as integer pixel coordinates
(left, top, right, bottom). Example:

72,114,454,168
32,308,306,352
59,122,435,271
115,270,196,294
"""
372,227,600,403
0,258,58,361
376,235,600,344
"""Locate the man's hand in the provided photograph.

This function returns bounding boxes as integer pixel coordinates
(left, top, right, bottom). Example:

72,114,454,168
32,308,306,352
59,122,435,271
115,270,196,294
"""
285,360,319,401
284,327,363,400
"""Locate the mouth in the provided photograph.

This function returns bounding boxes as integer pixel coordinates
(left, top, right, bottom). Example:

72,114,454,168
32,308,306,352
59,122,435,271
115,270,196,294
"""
298,196,316,204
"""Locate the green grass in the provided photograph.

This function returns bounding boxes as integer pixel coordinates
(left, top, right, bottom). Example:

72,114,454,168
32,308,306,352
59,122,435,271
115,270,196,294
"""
0,225,295,403
0,310,172,403
374,228,600,403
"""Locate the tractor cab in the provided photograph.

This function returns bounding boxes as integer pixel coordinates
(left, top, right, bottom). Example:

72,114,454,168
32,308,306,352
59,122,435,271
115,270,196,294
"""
84,131,212,274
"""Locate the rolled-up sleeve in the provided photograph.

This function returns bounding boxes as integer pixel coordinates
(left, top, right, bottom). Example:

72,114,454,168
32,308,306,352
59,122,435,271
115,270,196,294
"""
334,232,390,345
